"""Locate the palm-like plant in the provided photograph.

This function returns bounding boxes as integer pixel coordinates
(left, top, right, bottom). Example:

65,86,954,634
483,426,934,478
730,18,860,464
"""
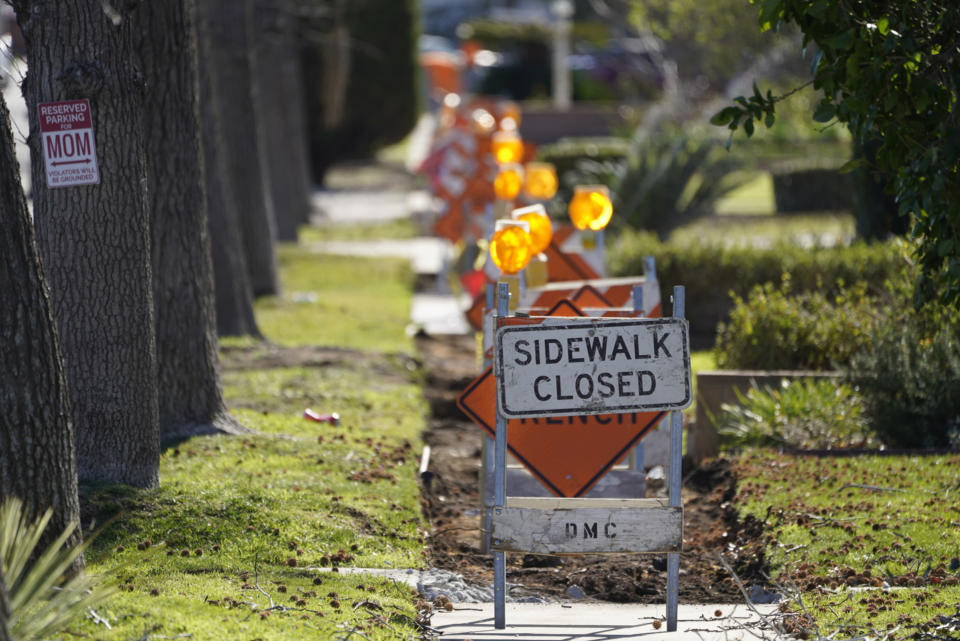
0,498,112,641
1,564,12,641
568,127,746,239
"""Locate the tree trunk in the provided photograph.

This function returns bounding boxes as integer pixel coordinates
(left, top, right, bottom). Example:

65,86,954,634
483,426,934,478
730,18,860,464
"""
281,8,315,228
253,0,312,242
197,0,263,338
204,0,280,298
197,0,265,337
137,0,249,440
15,0,160,488
854,138,907,240
0,90,81,555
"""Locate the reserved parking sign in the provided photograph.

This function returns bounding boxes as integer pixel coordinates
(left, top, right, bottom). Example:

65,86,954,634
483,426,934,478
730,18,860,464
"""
39,99,100,188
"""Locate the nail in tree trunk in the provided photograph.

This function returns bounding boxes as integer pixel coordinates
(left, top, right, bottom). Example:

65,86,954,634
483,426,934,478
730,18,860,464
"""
137,0,250,440
15,0,160,488
204,0,280,298
0,89,81,555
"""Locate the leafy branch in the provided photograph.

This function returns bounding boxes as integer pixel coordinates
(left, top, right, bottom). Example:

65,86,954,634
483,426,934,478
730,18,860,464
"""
710,79,814,148
711,0,960,305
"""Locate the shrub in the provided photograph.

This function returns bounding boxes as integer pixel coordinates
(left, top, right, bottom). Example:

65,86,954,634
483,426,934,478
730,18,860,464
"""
714,278,875,370
536,137,630,189
845,288,960,449
706,258,960,449
608,230,907,347
717,378,874,450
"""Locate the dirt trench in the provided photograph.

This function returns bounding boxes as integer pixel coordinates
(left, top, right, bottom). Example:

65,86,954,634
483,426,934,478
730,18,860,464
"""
415,332,766,603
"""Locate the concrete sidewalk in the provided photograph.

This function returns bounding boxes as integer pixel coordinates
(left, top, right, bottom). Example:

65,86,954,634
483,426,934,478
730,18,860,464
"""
305,236,453,276
306,169,474,335
430,602,784,641
304,235,472,336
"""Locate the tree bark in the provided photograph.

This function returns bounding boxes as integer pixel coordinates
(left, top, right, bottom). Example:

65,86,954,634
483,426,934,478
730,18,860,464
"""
0,90,81,555
137,0,249,440
204,0,280,298
253,0,312,242
197,0,263,338
15,0,160,488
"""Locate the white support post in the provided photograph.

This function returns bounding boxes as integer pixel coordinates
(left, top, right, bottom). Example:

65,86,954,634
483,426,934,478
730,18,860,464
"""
666,286,685,632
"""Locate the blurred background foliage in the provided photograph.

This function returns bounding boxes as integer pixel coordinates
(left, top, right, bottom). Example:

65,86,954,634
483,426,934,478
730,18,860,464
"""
299,0,420,183
291,0,955,449
627,0,800,93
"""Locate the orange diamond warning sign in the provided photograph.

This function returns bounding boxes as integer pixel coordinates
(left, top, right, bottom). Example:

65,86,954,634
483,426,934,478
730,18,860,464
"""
457,366,664,497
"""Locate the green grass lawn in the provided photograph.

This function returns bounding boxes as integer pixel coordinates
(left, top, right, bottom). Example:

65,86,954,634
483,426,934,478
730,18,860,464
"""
714,172,776,216
299,218,420,244
733,450,960,638
671,210,856,248
250,245,417,353
74,247,430,640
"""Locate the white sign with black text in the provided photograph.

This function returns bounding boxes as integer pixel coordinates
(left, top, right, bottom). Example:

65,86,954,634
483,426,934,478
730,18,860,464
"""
495,318,691,418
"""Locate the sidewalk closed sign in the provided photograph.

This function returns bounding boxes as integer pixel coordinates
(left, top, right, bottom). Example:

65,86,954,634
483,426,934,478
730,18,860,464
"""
495,318,691,418
39,99,100,188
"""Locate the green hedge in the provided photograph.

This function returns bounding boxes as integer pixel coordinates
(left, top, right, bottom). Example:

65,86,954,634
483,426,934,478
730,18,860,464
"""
714,281,876,370
608,230,909,348
715,271,960,448
459,18,610,50
772,168,854,213
537,137,630,180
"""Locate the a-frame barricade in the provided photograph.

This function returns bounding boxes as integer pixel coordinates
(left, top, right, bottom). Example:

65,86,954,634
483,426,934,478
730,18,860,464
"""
468,260,666,555
488,282,691,631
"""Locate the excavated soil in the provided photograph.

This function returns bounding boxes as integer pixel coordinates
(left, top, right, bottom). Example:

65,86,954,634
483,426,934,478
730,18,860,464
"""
415,332,766,603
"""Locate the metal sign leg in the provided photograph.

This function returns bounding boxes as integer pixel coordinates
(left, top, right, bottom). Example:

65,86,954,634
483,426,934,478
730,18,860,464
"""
493,282,510,629
493,409,507,628
666,552,680,631
481,283,496,553
666,286,685,632
481,436,494,552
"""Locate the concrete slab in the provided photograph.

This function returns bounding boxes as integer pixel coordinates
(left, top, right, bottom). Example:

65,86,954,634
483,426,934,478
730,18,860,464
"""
430,603,783,641
312,188,432,224
310,567,421,589
411,293,472,336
